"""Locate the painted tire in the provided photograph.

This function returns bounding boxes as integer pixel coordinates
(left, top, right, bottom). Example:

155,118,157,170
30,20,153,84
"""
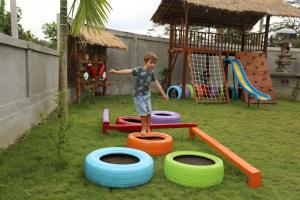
127,132,173,156
219,86,225,98
164,151,224,188
116,116,141,125
115,116,141,132
151,111,181,124
179,85,190,98
166,86,182,99
187,84,194,98
195,84,210,97
85,147,154,188
210,84,218,97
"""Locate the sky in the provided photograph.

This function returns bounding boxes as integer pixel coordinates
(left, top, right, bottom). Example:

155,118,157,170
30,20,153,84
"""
4,0,283,40
4,0,162,39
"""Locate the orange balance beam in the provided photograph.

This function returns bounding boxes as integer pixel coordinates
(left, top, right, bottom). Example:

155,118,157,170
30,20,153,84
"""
189,127,261,189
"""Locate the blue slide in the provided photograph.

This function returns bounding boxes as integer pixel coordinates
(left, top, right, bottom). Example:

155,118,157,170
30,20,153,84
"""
224,58,271,101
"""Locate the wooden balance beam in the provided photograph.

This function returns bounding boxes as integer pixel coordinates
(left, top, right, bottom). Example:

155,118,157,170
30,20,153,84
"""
101,109,197,134
189,127,262,189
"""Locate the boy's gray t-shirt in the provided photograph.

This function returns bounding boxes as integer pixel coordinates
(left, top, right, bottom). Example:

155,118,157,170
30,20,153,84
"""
132,67,156,96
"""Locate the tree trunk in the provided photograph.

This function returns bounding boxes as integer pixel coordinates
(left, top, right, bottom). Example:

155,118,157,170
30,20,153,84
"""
59,0,68,120
293,80,300,101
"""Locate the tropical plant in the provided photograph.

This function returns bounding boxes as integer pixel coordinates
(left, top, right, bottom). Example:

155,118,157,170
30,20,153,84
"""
53,0,111,168
58,0,111,121
42,21,57,49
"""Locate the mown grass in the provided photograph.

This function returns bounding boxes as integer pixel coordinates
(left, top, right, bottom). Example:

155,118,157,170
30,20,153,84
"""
0,94,299,200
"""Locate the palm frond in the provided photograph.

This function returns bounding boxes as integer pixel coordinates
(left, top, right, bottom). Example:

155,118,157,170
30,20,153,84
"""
69,0,111,36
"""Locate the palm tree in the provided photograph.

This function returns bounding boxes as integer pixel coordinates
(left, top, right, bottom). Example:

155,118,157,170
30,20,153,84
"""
58,0,111,120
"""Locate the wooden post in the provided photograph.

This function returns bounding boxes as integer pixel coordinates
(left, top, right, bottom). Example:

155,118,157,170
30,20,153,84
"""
103,48,107,95
263,15,271,56
76,69,82,104
167,21,175,87
182,3,189,98
241,23,246,52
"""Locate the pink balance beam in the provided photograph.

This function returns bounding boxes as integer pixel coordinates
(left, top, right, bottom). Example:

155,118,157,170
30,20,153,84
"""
189,127,261,189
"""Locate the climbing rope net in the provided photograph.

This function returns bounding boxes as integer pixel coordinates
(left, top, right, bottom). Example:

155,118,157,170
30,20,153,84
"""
189,52,229,103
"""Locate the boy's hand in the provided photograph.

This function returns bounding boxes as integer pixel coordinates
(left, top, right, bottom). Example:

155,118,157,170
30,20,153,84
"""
108,69,117,74
162,94,169,100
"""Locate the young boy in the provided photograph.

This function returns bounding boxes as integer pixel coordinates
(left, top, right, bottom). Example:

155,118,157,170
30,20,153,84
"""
109,52,168,134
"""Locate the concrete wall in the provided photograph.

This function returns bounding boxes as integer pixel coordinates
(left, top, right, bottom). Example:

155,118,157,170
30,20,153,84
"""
0,33,58,149
105,29,184,95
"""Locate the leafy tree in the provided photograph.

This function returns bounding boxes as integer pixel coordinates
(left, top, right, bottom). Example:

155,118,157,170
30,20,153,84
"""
287,0,300,8
42,22,57,49
0,0,51,47
269,0,300,47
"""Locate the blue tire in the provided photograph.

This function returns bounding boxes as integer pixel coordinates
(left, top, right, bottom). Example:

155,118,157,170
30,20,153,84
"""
84,147,154,188
166,85,182,99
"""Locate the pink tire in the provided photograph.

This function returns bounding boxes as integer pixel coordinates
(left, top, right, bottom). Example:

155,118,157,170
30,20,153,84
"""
116,116,141,132
116,116,141,125
151,111,181,124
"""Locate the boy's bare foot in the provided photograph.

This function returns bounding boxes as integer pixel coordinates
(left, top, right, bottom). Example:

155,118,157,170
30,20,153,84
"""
140,129,147,135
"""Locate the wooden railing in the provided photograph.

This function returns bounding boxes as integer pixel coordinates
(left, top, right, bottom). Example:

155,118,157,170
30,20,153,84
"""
172,28,265,52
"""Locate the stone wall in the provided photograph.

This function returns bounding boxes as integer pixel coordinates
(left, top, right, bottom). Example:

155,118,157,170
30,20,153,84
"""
268,47,300,100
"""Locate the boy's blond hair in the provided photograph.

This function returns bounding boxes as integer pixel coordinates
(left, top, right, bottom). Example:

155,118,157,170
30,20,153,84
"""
144,52,157,63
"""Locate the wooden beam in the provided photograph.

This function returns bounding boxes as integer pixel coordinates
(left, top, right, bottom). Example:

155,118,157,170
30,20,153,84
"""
241,23,246,52
263,15,271,56
182,3,189,98
167,21,175,87
189,127,262,189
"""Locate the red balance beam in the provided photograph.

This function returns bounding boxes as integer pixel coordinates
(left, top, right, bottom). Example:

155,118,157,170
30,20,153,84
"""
101,109,197,134
189,127,262,189
105,123,197,133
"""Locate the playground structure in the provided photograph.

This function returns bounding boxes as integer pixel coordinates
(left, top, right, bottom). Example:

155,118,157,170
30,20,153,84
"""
225,58,272,106
101,109,261,188
67,27,128,103
151,0,300,104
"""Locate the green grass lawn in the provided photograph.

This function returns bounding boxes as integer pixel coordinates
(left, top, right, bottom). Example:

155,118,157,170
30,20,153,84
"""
0,94,300,200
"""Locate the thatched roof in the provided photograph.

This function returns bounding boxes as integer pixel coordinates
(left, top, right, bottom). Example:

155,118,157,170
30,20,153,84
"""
152,0,300,30
79,27,128,50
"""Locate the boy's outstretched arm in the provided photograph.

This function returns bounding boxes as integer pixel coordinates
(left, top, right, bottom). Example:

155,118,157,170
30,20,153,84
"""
109,69,133,74
155,80,168,100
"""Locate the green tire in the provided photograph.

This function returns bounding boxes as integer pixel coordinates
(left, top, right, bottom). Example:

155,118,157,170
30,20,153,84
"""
219,86,225,98
186,84,194,98
164,151,224,188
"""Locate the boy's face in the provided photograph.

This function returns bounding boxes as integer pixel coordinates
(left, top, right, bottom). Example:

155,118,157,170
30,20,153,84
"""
144,59,156,70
